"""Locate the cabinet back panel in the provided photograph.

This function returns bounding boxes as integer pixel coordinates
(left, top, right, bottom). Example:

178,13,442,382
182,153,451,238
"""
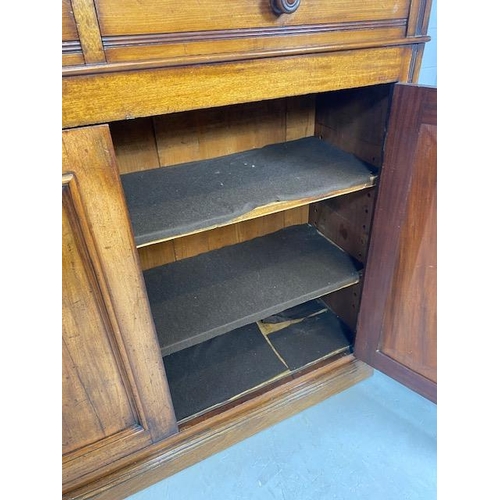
139,207,309,270
110,96,316,174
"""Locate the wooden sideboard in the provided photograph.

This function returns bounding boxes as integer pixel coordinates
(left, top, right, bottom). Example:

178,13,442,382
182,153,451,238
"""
62,0,436,498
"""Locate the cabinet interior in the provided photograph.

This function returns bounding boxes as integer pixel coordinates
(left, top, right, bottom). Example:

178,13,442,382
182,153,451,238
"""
109,83,393,424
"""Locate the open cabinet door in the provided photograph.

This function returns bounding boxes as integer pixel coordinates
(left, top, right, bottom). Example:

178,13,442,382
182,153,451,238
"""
355,84,437,403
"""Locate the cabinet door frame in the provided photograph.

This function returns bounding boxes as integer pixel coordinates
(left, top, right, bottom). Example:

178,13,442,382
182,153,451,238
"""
62,125,178,492
355,83,437,402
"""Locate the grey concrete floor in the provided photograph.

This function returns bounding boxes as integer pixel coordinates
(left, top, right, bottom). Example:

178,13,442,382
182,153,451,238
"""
126,369,437,500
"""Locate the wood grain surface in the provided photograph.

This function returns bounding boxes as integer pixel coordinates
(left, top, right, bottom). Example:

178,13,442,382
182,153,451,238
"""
94,0,410,36
62,125,178,492
62,46,411,128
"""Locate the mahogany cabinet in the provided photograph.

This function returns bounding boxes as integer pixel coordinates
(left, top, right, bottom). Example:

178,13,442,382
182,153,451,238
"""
62,0,435,498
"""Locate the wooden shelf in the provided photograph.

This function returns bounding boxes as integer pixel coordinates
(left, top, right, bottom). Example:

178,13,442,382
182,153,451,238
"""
144,224,362,355
121,137,377,247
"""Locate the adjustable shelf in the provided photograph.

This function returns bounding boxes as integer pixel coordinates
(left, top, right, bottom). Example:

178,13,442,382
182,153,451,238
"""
143,224,362,356
121,137,378,247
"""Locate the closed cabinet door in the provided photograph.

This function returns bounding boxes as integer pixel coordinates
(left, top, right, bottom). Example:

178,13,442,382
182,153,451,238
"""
62,125,178,494
355,84,437,402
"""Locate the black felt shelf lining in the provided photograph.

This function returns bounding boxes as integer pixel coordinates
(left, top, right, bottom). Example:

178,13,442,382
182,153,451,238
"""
144,224,362,356
163,300,352,422
121,136,377,246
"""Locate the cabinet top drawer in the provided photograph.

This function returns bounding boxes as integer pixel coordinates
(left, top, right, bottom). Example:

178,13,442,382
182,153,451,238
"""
95,0,410,37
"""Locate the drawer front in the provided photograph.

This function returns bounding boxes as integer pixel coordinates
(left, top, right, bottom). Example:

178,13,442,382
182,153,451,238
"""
96,0,410,36
96,0,410,65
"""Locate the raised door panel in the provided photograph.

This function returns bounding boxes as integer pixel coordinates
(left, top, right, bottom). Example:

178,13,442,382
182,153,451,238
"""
62,192,138,453
62,125,178,494
355,84,436,402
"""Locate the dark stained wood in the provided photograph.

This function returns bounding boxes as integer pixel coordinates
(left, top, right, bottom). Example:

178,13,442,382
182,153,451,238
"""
309,188,376,265
315,83,393,168
63,356,372,500
309,189,375,334
321,281,362,336
355,84,437,402
62,126,178,493
380,122,436,380
310,85,394,332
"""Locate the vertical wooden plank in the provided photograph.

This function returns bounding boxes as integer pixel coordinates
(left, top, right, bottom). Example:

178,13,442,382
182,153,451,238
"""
207,225,240,252
173,232,210,261
309,189,375,265
237,212,285,242
284,206,309,226
138,207,308,270
285,95,316,141
321,282,362,336
138,240,176,270
70,0,106,64
109,118,160,174
154,100,287,167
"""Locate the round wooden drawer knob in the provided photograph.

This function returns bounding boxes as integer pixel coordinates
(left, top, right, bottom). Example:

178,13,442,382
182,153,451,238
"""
270,0,301,15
